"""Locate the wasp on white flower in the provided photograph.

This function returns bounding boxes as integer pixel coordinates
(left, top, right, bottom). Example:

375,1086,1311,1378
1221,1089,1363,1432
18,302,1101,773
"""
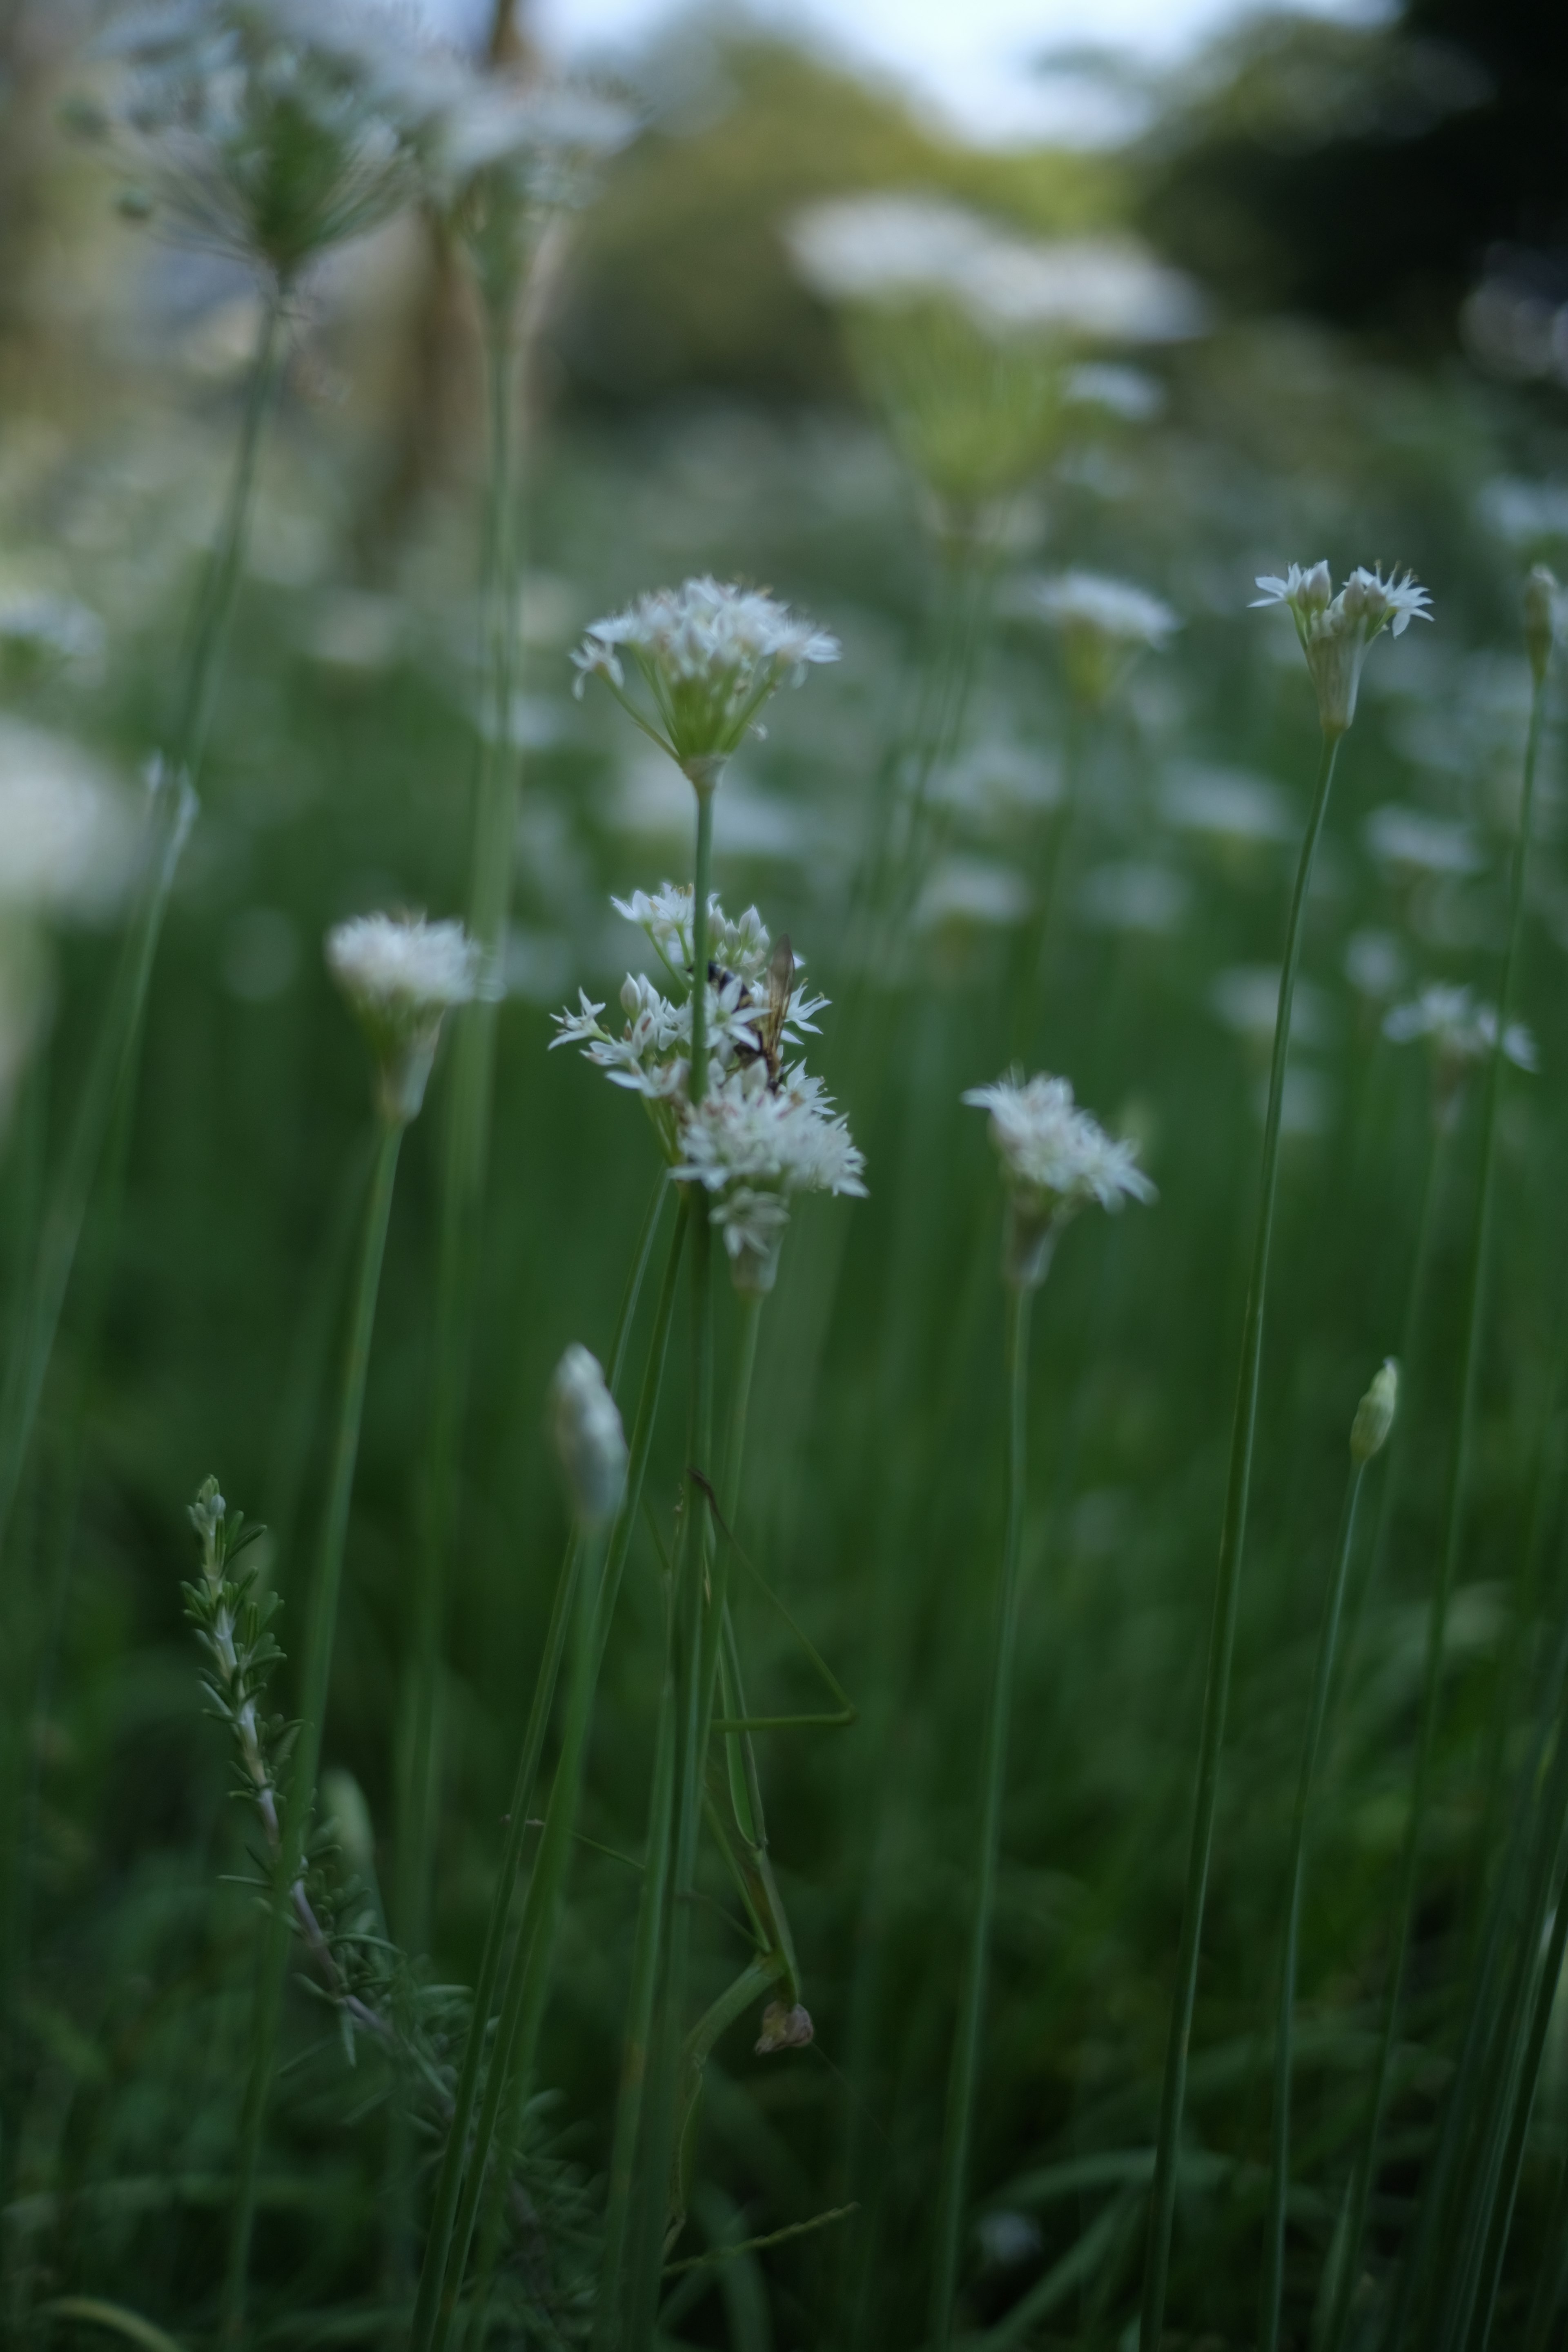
571,577,840,788
326,910,488,1124
1252,561,1432,738
964,1069,1155,1288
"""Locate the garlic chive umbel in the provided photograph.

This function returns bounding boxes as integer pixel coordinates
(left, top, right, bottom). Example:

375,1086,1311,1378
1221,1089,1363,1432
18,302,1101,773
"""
571,577,840,791
1251,560,1431,739
1015,569,1180,710
932,1070,1151,2350
326,911,486,1127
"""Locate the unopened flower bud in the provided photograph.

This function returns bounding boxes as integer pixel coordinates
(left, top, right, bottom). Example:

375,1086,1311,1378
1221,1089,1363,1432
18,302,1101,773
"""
1351,1359,1398,1465
1525,566,1560,687
548,1344,628,1528
755,2000,814,2054
321,1768,379,1893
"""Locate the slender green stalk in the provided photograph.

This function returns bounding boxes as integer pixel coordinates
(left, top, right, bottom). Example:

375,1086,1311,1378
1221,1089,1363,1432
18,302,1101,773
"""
1323,670,1545,2352
1141,730,1341,2350
1259,1457,1369,2352
930,1278,1033,2349
399,310,523,1964
1522,2135,1568,2350
223,1114,403,2337
0,286,285,1582
411,1199,688,2352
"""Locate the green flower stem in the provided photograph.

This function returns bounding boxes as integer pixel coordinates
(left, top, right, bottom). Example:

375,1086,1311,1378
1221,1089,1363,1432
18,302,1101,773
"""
1259,1455,1370,2352
399,310,523,1965
0,287,286,1579
1141,728,1342,2352
411,1197,689,2352
930,1275,1033,2351
223,1111,403,2339
1322,670,1545,2352
592,1640,678,2352
617,785,722,2346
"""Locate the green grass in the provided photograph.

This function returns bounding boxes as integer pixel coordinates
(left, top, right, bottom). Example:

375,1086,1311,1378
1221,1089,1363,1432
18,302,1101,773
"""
1,230,1568,2352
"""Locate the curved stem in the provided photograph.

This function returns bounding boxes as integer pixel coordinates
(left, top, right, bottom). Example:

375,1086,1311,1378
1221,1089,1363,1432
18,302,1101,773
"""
1323,670,1545,2352
412,1199,689,2352
930,1277,1033,2350
1141,728,1341,2350
223,1113,403,2339
1259,1459,1368,2352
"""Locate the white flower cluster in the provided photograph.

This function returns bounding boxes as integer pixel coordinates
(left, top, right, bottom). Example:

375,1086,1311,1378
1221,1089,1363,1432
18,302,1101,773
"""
428,77,633,310
552,888,863,1290
1015,569,1178,706
572,578,840,780
1384,982,1537,1098
1252,562,1432,737
965,1073,1156,1216
326,910,486,1123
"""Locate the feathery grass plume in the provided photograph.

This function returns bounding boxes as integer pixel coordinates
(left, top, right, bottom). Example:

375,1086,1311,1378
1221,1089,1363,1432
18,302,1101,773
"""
223,910,475,2329
1258,1362,1396,2352
930,1072,1152,2350
1322,560,1552,2352
1141,558,1430,2352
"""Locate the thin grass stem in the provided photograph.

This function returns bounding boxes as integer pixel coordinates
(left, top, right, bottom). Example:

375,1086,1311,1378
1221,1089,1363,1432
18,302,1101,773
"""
411,1197,689,2352
1323,668,1546,2352
223,1111,403,2338
1259,1454,1369,2352
930,1275,1033,2349
1140,728,1342,2350
0,287,285,1582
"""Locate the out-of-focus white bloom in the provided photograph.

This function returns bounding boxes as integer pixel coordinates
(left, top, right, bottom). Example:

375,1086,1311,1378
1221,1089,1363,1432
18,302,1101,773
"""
1478,479,1568,551
427,72,633,309
0,721,138,920
676,1061,866,1292
1013,568,1177,707
548,1343,628,1527
0,591,105,682
1065,363,1165,421
326,910,486,1123
785,195,1205,347
1364,804,1483,878
1384,981,1537,1080
1210,966,1333,1051
915,857,1032,933
964,1069,1154,1285
1252,562,1432,737
1345,928,1407,1002
1160,764,1297,848
1351,1359,1399,1466
573,577,839,782
1078,861,1189,936
99,0,432,281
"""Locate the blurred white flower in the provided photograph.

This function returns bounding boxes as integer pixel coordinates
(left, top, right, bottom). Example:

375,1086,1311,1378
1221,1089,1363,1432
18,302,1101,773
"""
1012,569,1178,707
1079,861,1189,935
1344,928,1407,1002
548,1343,628,1528
0,590,105,683
572,577,839,781
1160,764,1297,848
0,720,138,920
1364,804,1483,878
427,73,633,310
786,194,1205,347
326,909,486,1122
1252,562,1432,737
1478,478,1568,551
915,857,1031,933
1065,362,1165,422
1384,982,1536,1074
1209,967,1333,1050
964,1069,1154,1284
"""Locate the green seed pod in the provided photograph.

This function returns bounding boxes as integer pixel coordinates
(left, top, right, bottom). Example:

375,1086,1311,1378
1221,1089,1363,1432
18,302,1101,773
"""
1351,1358,1399,1464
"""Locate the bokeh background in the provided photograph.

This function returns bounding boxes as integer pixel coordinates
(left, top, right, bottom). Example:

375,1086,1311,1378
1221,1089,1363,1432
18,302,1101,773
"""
3,0,1568,2343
